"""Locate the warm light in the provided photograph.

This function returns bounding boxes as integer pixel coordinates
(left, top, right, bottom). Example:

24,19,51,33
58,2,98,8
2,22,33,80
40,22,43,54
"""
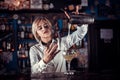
11,48,14,51
12,0,20,7
0,49,3,52
21,54,27,58
19,44,22,49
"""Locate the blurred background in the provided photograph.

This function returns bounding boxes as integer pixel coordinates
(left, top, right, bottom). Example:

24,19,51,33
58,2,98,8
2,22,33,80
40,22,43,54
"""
0,0,120,75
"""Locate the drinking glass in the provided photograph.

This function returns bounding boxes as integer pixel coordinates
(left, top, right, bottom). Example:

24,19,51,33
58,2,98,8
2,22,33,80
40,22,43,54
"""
63,49,77,75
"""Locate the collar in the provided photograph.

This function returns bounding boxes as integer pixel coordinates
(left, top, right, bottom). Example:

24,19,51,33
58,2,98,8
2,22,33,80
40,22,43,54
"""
39,38,57,47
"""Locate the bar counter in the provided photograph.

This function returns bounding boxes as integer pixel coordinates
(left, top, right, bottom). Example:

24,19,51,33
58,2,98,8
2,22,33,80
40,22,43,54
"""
0,71,119,80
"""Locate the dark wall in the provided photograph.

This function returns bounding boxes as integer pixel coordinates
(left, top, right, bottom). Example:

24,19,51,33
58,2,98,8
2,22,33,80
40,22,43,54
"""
88,19,120,72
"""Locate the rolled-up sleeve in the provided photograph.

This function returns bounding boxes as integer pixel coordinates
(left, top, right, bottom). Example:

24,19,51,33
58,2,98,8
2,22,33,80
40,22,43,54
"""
62,24,88,48
76,24,88,39
29,46,47,74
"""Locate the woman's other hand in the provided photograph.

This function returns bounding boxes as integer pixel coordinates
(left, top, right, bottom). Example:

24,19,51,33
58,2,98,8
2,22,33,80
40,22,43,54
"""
43,42,59,63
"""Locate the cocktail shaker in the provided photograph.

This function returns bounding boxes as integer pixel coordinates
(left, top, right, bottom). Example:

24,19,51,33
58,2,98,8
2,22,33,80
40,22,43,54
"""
69,14,94,24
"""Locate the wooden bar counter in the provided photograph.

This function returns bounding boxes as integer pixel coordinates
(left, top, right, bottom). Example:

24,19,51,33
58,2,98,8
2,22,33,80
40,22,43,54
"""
0,71,119,80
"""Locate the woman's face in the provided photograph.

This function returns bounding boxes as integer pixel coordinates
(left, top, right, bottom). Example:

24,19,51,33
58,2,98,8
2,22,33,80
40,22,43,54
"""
36,21,52,39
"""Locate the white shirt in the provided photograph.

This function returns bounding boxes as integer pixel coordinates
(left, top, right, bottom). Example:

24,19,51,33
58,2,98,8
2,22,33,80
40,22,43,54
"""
29,24,88,74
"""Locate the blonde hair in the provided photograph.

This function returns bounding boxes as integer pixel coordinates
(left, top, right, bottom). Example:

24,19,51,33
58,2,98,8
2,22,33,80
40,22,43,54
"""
32,17,52,42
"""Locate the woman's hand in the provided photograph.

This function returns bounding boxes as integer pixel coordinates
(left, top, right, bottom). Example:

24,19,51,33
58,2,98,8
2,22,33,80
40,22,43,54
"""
43,42,59,64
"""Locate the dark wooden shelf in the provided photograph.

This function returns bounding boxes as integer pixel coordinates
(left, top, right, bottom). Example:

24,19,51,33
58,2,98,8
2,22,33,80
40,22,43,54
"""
0,9,63,14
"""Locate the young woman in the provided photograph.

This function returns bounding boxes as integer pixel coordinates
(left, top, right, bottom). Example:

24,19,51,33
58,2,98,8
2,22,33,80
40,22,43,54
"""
29,17,88,74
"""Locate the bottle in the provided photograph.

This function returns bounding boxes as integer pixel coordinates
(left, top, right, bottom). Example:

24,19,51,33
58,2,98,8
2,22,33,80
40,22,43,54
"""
6,38,11,51
20,26,25,39
25,43,28,58
2,41,6,51
1,24,5,32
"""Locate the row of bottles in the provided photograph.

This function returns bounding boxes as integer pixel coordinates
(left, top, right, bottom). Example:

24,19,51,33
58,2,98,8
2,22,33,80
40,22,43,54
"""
18,58,30,73
17,42,36,72
17,25,34,39
0,16,14,32
0,18,14,52
0,38,14,52
0,24,13,32
17,43,29,72
15,14,36,72
0,16,15,70
31,0,54,10
17,43,29,59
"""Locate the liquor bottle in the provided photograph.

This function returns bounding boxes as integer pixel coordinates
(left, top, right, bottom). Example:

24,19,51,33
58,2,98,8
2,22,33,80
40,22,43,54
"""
2,41,6,51
1,24,5,33
25,43,29,58
5,25,10,32
6,38,11,51
20,26,25,39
